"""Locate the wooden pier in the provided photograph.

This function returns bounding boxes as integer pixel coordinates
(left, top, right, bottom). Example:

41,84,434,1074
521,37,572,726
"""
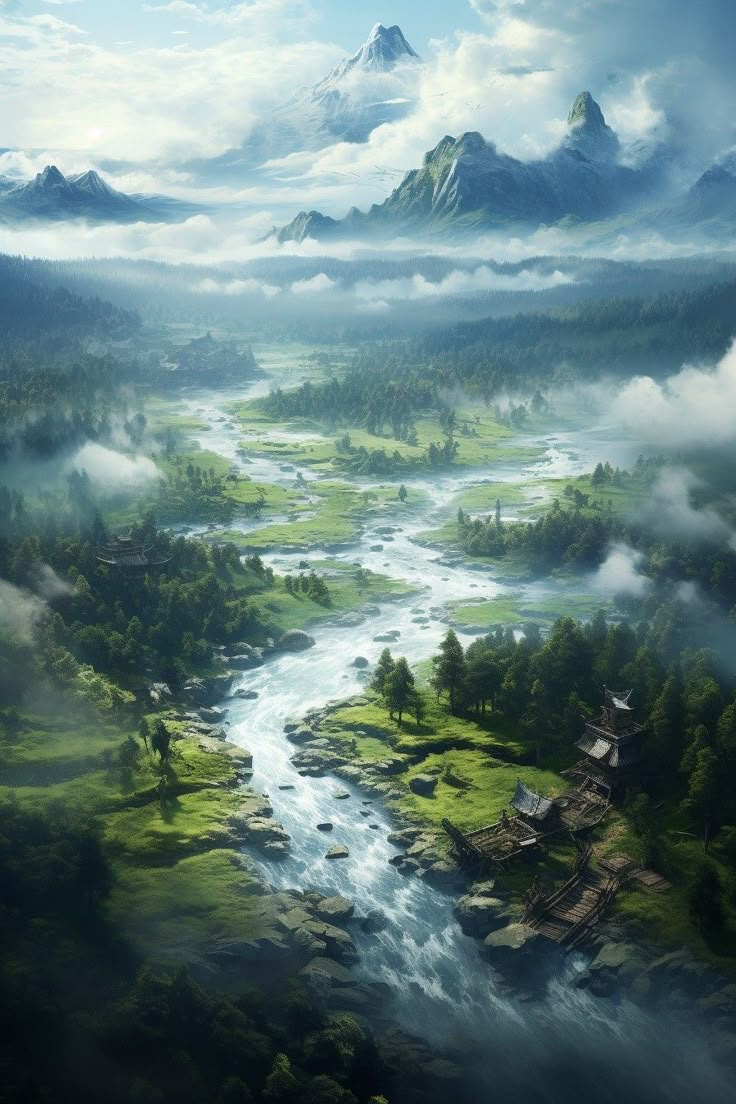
523,846,619,948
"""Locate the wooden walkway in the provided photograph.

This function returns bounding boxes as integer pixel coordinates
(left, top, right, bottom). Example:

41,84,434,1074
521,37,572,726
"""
524,848,619,949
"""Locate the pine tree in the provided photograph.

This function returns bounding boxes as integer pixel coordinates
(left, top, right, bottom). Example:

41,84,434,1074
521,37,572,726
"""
387,657,415,726
371,648,395,698
432,630,466,714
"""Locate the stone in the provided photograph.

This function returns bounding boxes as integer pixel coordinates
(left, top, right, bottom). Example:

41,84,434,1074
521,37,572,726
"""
375,757,408,776
483,923,557,989
333,791,351,800
277,629,316,652
361,909,389,933
423,860,462,888
299,956,355,990
454,893,511,937
316,896,355,923
147,682,172,704
352,656,370,668
228,653,265,670
302,921,358,963
234,689,259,700
317,822,334,833
326,845,349,859
182,674,233,706
286,726,316,744
409,773,437,796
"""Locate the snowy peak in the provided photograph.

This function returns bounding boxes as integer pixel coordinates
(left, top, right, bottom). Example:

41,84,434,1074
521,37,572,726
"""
320,22,420,86
564,91,619,162
357,23,420,69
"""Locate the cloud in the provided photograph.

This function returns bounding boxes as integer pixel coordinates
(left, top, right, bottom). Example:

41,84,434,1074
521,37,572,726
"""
290,273,336,294
0,7,339,162
196,276,280,297
32,563,75,600
592,543,650,597
0,580,48,645
638,468,736,547
143,0,314,29
353,264,575,303
610,343,736,451
66,444,162,490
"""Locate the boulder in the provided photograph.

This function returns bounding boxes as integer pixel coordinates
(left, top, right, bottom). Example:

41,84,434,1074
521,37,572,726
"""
373,631,400,642
316,822,334,832
316,896,355,923
375,757,408,776
301,921,358,964
361,909,389,933
234,689,259,700
409,774,438,796
454,892,512,937
326,845,350,860
198,706,225,722
147,682,172,704
352,656,370,669
277,629,316,652
574,942,650,998
423,860,463,889
483,923,556,988
286,726,317,744
182,674,233,706
228,653,265,670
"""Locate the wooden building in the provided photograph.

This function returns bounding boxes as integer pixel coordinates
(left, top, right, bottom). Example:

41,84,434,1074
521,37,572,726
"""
566,688,645,794
96,533,170,576
442,777,608,869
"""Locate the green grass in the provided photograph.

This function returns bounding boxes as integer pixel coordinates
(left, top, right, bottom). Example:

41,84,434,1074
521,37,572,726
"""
109,849,280,966
215,481,428,552
250,566,416,634
448,591,612,630
0,701,278,965
230,400,542,475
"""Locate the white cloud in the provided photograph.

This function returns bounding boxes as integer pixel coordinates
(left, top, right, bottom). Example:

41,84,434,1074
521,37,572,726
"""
196,276,280,297
0,580,48,645
290,273,336,294
638,468,736,547
67,443,162,490
611,343,736,450
353,264,574,303
593,543,649,597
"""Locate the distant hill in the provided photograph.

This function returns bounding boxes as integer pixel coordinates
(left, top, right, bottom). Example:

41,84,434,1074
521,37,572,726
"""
0,165,196,225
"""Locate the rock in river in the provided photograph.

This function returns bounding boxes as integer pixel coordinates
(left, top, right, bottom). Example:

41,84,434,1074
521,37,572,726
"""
326,845,350,860
277,629,316,652
352,656,370,668
316,895,355,923
316,822,334,832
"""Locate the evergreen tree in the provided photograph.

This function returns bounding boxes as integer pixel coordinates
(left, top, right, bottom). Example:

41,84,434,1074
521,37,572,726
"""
387,657,415,726
370,649,395,698
432,630,466,714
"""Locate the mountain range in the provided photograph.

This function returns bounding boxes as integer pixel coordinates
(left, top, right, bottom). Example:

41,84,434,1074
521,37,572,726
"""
275,91,674,243
0,165,193,224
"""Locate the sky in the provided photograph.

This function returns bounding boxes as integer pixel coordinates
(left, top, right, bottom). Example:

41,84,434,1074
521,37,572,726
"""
0,0,734,261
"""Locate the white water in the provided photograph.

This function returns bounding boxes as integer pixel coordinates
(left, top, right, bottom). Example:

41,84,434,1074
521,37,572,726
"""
176,383,732,1101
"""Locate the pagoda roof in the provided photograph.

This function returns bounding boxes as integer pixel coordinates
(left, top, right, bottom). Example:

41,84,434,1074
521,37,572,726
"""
511,778,554,821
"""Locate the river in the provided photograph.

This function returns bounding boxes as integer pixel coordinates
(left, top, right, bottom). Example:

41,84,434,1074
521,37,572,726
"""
174,376,733,1102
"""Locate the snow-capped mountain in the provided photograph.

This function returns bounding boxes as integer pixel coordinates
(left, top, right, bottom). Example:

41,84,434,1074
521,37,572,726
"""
0,165,194,224
187,23,422,180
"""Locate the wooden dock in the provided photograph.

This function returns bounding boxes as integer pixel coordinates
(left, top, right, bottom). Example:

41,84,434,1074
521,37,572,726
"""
524,847,619,949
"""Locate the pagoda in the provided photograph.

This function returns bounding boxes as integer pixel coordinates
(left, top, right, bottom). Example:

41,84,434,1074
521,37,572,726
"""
570,688,645,794
96,533,170,576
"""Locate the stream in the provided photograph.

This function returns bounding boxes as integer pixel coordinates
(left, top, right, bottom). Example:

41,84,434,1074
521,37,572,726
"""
176,379,733,1102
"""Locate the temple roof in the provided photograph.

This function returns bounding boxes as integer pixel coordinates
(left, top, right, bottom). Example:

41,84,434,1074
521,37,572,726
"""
512,778,554,821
